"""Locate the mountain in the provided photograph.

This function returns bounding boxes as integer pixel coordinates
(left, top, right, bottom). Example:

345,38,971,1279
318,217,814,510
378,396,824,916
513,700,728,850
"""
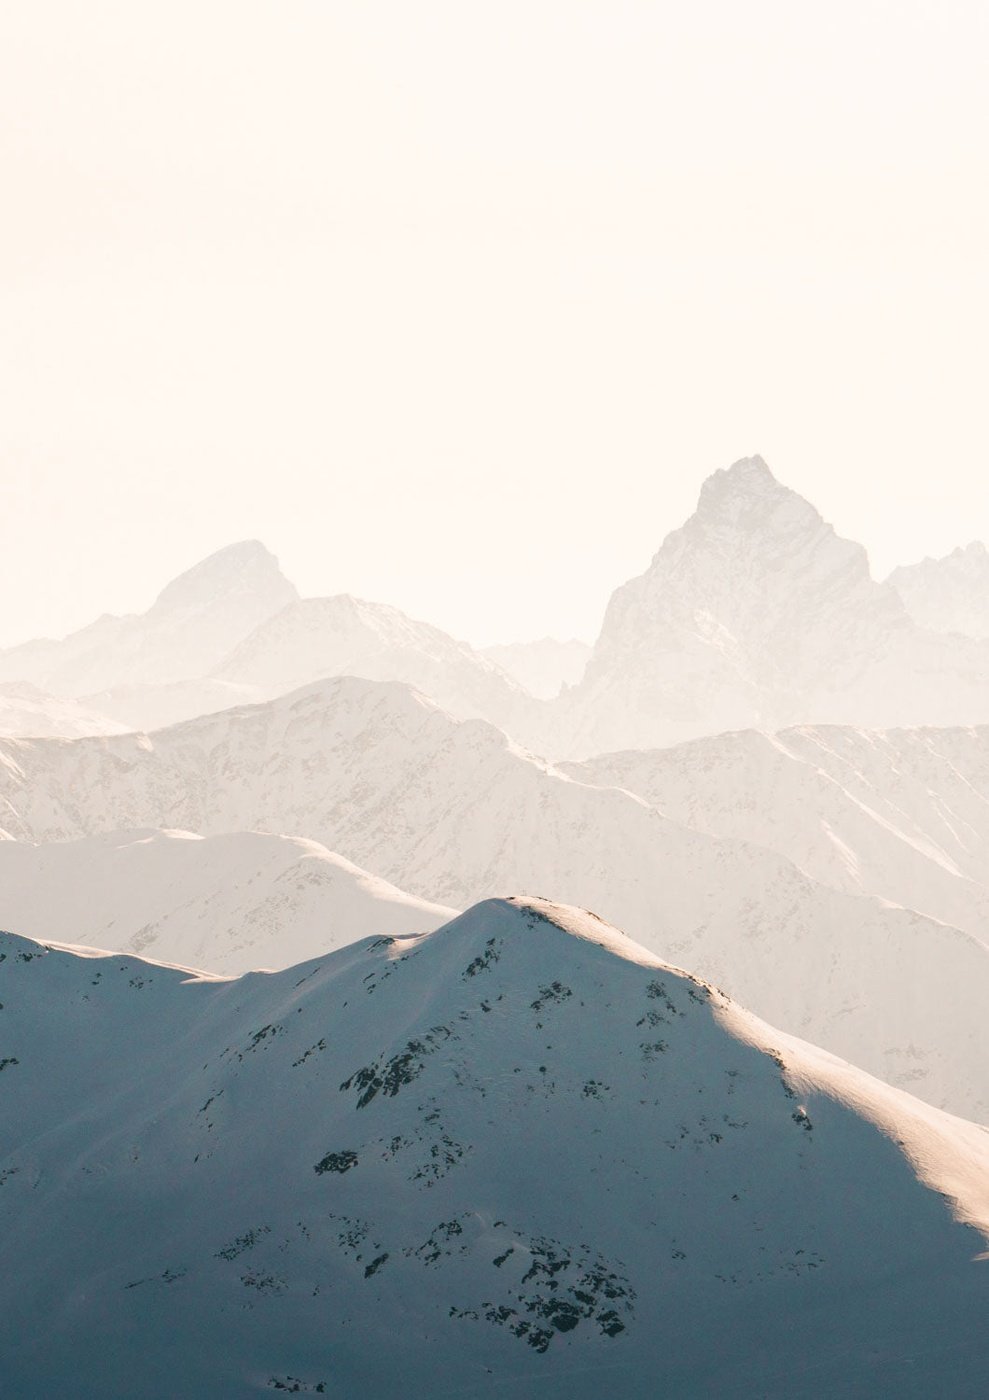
0,829,454,974
1,677,987,1120
80,677,264,733
214,593,533,731
0,541,298,699
888,541,989,639
565,723,989,944
0,681,125,738
553,456,989,757
482,638,591,699
2,898,987,1399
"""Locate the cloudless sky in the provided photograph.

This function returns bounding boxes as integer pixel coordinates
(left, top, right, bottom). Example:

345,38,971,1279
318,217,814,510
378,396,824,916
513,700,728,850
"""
2,1,987,648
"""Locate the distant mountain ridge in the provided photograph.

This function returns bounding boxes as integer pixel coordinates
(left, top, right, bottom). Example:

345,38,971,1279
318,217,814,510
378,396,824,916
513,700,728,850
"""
0,828,455,974
1,456,988,751
0,540,298,698
888,540,989,638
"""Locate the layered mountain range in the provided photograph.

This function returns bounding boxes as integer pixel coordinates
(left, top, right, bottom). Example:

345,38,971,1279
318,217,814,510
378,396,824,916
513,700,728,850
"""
0,540,298,699
3,898,988,1398
565,723,989,943
3,454,987,1396
0,829,453,974
2,677,987,1121
2,455,986,755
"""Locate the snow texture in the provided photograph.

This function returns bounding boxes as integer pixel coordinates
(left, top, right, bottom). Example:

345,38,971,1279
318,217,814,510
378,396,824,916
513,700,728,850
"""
1,897,987,1399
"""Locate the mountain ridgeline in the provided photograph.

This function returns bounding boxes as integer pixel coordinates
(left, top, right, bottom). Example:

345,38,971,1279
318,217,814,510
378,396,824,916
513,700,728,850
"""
2,899,988,1398
2,456,988,751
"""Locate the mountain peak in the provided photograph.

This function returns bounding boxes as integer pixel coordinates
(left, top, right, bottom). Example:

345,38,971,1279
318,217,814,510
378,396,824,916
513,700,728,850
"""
693,454,819,527
150,540,298,617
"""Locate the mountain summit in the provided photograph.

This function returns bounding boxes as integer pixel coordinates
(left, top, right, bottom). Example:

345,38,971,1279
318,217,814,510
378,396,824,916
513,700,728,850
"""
553,455,989,755
148,539,296,620
0,540,298,699
2,897,987,1397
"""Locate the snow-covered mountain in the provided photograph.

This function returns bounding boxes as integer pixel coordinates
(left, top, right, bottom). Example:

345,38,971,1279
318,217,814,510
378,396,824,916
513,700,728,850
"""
214,593,533,731
0,681,125,738
553,456,989,757
2,898,987,1399
482,638,591,699
565,723,989,944
0,541,298,699
0,829,454,974
4,457,986,750
2,677,987,1119
888,541,989,639
81,677,264,733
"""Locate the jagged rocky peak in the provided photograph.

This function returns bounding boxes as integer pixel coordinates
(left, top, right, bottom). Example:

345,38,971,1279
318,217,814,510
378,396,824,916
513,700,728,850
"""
695,452,793,512
680,455,855,561
149,539,299,618
597,454,897,645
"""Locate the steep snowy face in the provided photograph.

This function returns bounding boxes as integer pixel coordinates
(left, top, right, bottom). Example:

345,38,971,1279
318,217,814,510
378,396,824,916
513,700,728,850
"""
214,594,535,732
0,829,455,974
2,899,987,1399
1,679,988,1120
557,456,989,755
0,540,299,698
566,723,989,944
482,638,592,699
889,541,989,638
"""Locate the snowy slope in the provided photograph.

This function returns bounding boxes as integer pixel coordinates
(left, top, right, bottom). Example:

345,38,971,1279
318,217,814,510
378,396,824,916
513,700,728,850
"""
1,898,987,1399
0,541,298,698
213,593,533,731
566,723,989,943
0,681,126,738
888,541,989,638
1,678,987,1119
482,638,591,699
80,677,264,733
0,829,454,974
554,456,989,757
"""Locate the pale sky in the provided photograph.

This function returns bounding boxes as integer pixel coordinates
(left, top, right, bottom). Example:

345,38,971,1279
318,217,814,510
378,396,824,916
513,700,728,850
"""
2,1,987,649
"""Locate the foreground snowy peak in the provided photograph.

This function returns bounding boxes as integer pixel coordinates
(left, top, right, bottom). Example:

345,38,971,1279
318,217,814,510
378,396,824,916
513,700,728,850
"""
888,540,989,638
2,897,987,1398
557,455,989,754
0,539,298,699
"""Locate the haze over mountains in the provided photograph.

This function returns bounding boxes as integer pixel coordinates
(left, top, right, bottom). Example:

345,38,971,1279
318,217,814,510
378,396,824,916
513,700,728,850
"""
482,638,592,699
3,676,988,1121
3,899,988,1398
2,455,987,753
0,540,298,700
4,454,987,1394
553,456,989,756
0,829,454,975
888,541,989,639
565,723,989,943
